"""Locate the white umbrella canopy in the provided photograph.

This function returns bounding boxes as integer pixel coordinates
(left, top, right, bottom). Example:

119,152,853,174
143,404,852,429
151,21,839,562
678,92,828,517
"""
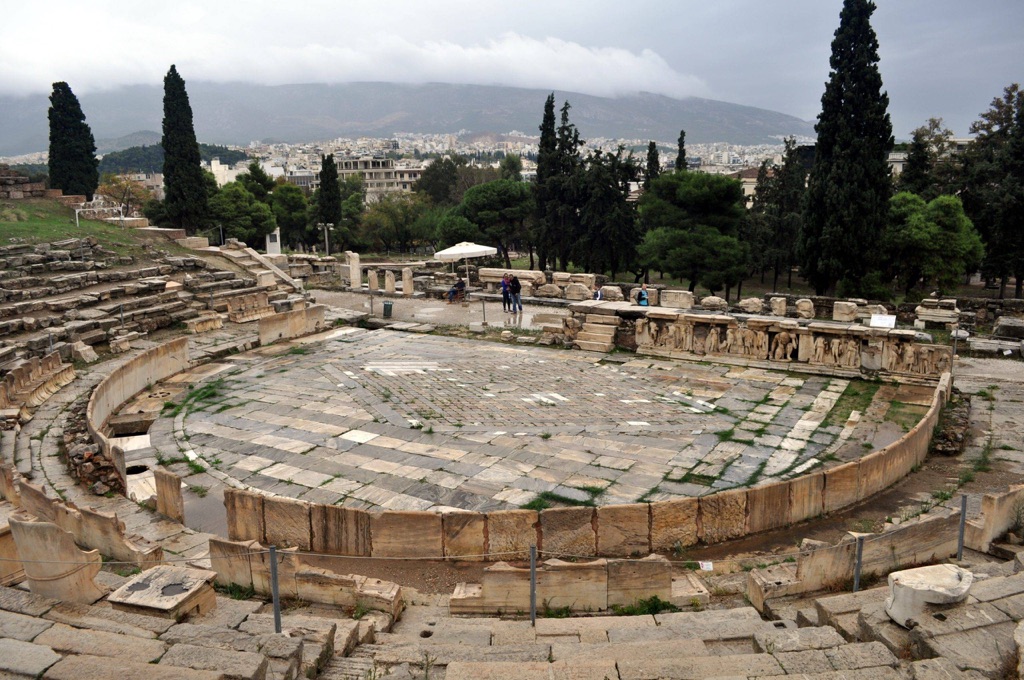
433,242,498,261
433,241,498,275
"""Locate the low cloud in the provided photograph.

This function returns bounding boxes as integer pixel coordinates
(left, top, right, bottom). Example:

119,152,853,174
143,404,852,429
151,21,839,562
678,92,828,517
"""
0,30,707,101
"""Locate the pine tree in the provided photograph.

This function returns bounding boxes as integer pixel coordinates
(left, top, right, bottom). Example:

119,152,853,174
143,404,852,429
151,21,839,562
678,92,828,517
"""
800,0,893,295
898,129,931,197
161,65,208,232
676,130,687,171
645,141,660,190
47,82,99,200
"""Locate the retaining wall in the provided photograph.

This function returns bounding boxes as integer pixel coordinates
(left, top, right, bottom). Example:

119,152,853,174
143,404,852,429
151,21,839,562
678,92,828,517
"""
257,304,326,345
86,336,190,483
222,372,950,559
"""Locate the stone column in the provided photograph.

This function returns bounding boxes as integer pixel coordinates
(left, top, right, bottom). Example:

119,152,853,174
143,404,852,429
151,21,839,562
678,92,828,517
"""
368,269,379,292
384,270,396,294
346,251,361,290
402,267,414,297
155,469,185,524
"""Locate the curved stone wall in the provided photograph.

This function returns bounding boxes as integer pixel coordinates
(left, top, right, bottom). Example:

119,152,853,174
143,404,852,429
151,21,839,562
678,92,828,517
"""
86,337,190,483
223,372,950,559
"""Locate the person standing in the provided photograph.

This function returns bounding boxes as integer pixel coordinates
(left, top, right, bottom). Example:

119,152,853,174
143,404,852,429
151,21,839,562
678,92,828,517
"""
500,273,512,312
636,283,650,306
509,274,523,312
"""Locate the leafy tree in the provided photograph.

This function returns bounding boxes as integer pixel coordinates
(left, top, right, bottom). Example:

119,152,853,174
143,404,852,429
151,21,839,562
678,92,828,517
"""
161,65,209,232
458,179,534,268
676,129,687,171
96,173,152,217
238,161,275,203
269,183,308,249
499,154,523,181
638,171,747,294
414,155,464,206
645,141,660,190
578,148,641,278
751,138,805,289
436,212,481,249
881,192,983,296
898,118,958,200
361,192,429,253
209,182,276,245
100,144,246,174
961,84,1024,297
899,129,932,197
47,82,99,200
800,0,893,295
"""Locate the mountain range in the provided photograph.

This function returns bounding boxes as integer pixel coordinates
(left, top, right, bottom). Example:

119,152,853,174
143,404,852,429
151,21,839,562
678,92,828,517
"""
0,82,816,157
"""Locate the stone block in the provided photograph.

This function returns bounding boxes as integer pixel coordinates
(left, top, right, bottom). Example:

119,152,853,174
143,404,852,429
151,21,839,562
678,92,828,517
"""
310,504,370,556
596,503,649,557
607,554,672,607
540,506,596,557
700,295,728,311
796,298,815,319
485,510,537,560
699,489,747,544
746,482,791,534
825,641,899,669
370,511,442,558
661,290,695,309
834,301,859,322
35,622,167,661
263,496,311,550
538,558,608,611
618,653,783,679
599,285,624,301
823,462,861,514
107,565,217,622
154,468,184,523
9,518,106,604
885,564,973,629
535,283,562,298
0,637,61,678
774,649,833,674
477,562,532,613
0,608,54,641
208,537,257,589
224,489,265,543
442,511,486,560
563,282,591,301
650,498,698,552
43,654,223,680
754,625,845,652
789,472,824,523
158,642,268,679
770,297,788,316
737,297,764,314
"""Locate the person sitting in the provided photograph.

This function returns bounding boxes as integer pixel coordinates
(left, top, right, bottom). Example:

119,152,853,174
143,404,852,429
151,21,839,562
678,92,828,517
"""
447,277,466,303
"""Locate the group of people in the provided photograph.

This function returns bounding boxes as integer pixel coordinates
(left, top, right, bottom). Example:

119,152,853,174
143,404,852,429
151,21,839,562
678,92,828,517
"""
500,273,523,312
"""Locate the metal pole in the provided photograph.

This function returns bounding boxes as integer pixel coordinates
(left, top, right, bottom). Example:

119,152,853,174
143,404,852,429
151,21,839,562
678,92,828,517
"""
481,298,487,326
269,546,282,634
370,293,374,316
530,544,537,626
324,223,330,257
48,333,52,355
957,494,968,561
852,536,865,592
119,304,124,327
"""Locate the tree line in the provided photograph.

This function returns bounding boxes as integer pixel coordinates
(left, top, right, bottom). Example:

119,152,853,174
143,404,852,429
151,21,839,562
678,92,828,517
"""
42,0,1024,300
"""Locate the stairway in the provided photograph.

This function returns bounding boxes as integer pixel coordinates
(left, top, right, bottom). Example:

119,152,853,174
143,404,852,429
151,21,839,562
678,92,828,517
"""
574,314,620,352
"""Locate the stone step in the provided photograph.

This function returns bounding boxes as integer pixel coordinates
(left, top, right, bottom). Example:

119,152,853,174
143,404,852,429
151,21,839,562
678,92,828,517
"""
579,325,616,338
574,340,615,352
43,653,223,680
361,641,552,666
319,656,378,680
584,314,622,326
446,659,620,680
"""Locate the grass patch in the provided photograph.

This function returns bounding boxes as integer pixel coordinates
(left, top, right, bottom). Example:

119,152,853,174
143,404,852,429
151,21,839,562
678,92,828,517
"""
610,595,680,616
520,488,599,510
885,400,928,432
168,379,228,417
188,484,209,498
216,582,257,600
823,380,881,428
286,346,310,355
715,427,736,442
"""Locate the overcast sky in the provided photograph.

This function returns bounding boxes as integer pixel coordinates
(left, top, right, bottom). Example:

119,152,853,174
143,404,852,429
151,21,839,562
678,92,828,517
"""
2,0,1020,139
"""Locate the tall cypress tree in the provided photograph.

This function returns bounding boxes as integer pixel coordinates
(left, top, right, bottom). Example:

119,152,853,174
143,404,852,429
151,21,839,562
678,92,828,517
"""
316,154,343,249
898,129,932,197
47,82,99,200
161,65,208,232
534,94,558,270
676,129,687,171
645,141,660,190
800,0,893,295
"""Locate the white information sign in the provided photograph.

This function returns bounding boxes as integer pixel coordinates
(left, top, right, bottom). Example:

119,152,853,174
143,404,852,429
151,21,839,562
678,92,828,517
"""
869,314,897,329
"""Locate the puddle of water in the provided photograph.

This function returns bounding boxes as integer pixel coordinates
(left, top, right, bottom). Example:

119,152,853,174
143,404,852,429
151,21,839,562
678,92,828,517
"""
161,583,189,596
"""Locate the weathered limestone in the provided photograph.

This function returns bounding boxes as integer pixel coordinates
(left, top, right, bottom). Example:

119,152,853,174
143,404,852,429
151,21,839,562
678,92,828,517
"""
596,503,649,557
770,296,788,316
700,295,728,311
833,301,859,322
486,510,537,560
737,297,764,314
564,282,591,301
384,270,396,294
9,518,106,604
0,637,62,677
540,506,595,557
599,285,624,301
35,622,167,661
796,298,816,319
108,565,217,621
154,468,184,523
262,496,312,550
370,511,442,558
367,269,379,292
224,488,265,542
0,608,55,641
44,654,224,680
158,643,269,679
650,498,698,552
310,504,371,556
402,267,414,297
346,251,361,289
607,554,672,607
442,511,486,560
885,564,973,629
660,290,695,309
